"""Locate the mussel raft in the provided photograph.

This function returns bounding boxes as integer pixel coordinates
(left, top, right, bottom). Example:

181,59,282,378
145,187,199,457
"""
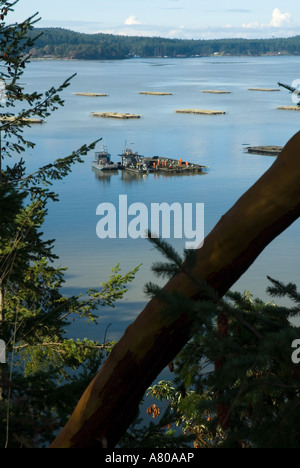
92,147,207,175
119,148,207,175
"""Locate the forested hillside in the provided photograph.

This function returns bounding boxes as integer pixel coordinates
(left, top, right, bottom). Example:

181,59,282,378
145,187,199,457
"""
27,28,300,60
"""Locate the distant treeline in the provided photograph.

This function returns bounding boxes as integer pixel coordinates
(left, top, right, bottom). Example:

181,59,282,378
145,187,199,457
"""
27,28,300,60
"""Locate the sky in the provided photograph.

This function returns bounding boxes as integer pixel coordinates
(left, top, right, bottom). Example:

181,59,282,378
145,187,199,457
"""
8,0,300,40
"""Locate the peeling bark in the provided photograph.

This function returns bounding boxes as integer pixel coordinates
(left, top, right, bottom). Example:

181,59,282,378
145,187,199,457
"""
50,131,300,448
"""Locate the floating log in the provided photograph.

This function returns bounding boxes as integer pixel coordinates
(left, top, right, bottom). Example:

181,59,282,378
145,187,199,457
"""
0,116,44,124
91,112,141,119
248,88,280,92
75,93,108,97
277,106,300,111
246,146,283,156
139,91,173,96
202,90,231,94
176,109,226,115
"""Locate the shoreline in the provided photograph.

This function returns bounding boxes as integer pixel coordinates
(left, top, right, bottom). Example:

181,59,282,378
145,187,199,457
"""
29,53,298,62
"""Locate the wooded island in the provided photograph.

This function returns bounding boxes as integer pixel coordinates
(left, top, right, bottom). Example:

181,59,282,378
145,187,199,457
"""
27,28,300,60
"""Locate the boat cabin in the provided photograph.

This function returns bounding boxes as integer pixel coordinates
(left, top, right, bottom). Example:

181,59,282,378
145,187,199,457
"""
94,151,111,165
119,148,144,167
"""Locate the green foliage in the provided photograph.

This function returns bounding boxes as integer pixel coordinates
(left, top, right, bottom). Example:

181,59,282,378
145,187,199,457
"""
23,27,300,60
141,237,300,448
0,1,139,448
119,389,193,449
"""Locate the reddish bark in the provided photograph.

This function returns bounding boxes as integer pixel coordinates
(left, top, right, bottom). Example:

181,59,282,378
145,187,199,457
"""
50,131,300,448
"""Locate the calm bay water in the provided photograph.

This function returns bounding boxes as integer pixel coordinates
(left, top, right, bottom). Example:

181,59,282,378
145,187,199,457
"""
21,56,300,341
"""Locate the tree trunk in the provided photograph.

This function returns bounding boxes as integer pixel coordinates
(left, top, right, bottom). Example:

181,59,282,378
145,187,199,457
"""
50,131,300,448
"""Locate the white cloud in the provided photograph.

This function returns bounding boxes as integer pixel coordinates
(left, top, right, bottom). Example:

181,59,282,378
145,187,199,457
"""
242,8,291,30
124,16,142,26
242,22,261,29
86,7,296,40
270,8,291,27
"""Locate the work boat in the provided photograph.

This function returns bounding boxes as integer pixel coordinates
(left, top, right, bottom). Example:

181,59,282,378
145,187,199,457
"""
119,147,151,174
92,147,119,171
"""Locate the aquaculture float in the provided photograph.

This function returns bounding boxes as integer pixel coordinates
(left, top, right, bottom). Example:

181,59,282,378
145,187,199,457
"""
176,109,226,115
0,116,44,124
202,90,231,94
91,112,141,119
75,92,108,97
248,88,280,92
277,106,300,111
119,148,207,175
93,147,207,176
139,91,173,96
246,146,283,156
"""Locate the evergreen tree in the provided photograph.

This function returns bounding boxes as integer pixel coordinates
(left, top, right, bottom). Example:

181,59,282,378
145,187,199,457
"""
143,238,300,448
0,1,138,447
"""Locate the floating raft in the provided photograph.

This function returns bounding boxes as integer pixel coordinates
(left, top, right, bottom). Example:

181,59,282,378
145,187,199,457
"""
202,90,231,94
119,148,207,176
152,162,206,175
127,158,207,175
246,146,283,156
139,91,173,96
277,106,300,111
248,88,280,92
176,109,226,115
0,116,44,124
75,92,108,97
91,112,141,119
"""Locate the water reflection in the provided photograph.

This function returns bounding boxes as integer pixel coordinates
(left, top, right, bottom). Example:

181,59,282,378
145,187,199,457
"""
121,170,148,184
92,167,119,184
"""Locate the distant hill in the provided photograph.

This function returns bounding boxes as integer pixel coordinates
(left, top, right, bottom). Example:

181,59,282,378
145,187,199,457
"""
27,28,300,60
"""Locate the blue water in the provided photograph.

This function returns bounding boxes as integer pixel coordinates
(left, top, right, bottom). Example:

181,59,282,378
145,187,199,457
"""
20,56,300,341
